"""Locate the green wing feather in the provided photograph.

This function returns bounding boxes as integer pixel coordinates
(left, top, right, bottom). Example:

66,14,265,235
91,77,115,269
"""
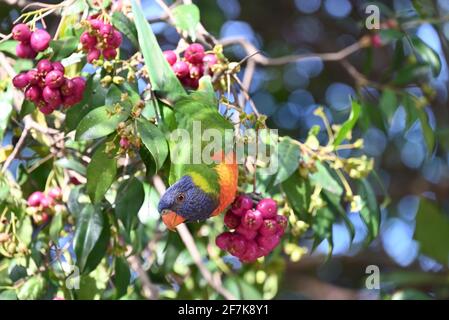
167,85,234,193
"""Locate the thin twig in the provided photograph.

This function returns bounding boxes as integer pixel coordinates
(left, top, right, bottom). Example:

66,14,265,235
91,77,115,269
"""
127,254,159,299
219,36,366,66
1,126,29,174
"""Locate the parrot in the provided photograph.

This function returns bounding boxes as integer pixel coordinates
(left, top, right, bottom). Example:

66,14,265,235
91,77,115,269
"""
157,80,239,230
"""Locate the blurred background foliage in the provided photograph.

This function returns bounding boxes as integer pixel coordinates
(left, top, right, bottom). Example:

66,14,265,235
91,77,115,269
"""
1,0,449,300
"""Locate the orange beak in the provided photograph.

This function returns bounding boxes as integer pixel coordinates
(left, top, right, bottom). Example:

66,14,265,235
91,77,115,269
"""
161,210,185,231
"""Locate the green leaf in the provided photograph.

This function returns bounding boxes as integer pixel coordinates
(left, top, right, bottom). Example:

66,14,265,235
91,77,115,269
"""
86,141,117,204
111,12,139,48
379,29,403,44
310,161,343,195
136,119,168,171
281,173,311,221
67,185,86,217
17,275,46,300
50,37,78,61
114,257,131,298
417,108,435,152
75,105,129,141
379,89,397,122
55,158,87,175
73,204,105,272
358,179,380,242
410,36,441,76
0,40,18,55
393,63,430,86
16,217,32,247
272,137,300,186
65,74,108,131
115,178,145,232
82,216,110,274
323,191,355,242
312,206,334,257
414,199,449,265
333,100,361,147
49,213,64,243
131,0,186,102
172,4,201,40
19,100,35,119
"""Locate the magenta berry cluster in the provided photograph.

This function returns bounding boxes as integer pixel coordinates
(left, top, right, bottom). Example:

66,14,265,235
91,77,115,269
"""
12,59,86,114
81,16,122,63
12,24,51,59
163,43,218,89
27,187,63,225
215,195,287,263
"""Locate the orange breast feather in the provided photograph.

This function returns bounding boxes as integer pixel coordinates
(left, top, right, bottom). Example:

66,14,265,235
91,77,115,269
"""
210,151,238,217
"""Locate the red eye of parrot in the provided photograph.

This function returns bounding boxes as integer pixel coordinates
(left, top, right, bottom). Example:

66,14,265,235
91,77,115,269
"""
176,193,185,203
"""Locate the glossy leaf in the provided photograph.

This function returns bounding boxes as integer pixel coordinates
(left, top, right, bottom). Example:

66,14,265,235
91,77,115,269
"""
131,0,186,102
414,199,449,265
172,4,201,40
86,141,117,204
73,204,105,272
272,137,300,185
115,178,145,232
136,118,168,171
310,161,343,195
410,36,441,76
333,100,361,147
111,12,139,48
114,257,131,298
358,179,380,242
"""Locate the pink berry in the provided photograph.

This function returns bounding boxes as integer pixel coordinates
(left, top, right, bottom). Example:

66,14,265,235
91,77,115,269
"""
62,95,80,107
184,43,205,64
227,234,247,258
203,53,218,68
25,86,41,102
27,191,44,207
256,198,278,219
257,234,280,252
99,24,113,37
102,47,117,60
231,195,254,216
87,48,101,63
41,212,50,224
275,215,288,235
224,210,240,229
60,78,74,96
42,86,61,104
172,61,189,78
163,50,177,66
215,232,232,250
52,62,65,73
12,73,30,89
48,187,62,200
30,29,51,52
37,59,53,74
89,18,103,30
189,64,203,79
12,24,31,42
241,209,263,231
259,219,278,237
181,76,199,89
16,42,36,59
109,30,122,48
236,224,258,240
71,77,86,96
27,69,39,85
120,137,130,149
240,240,259,263
38,102,53,114
80,32,97,50
45,70,64,88
371,34,382,48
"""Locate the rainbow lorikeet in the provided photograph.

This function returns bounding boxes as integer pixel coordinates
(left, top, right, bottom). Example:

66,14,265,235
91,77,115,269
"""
157,85,239,230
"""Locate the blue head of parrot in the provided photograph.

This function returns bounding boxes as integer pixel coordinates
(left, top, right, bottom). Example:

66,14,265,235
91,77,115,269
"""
158,176,217,230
